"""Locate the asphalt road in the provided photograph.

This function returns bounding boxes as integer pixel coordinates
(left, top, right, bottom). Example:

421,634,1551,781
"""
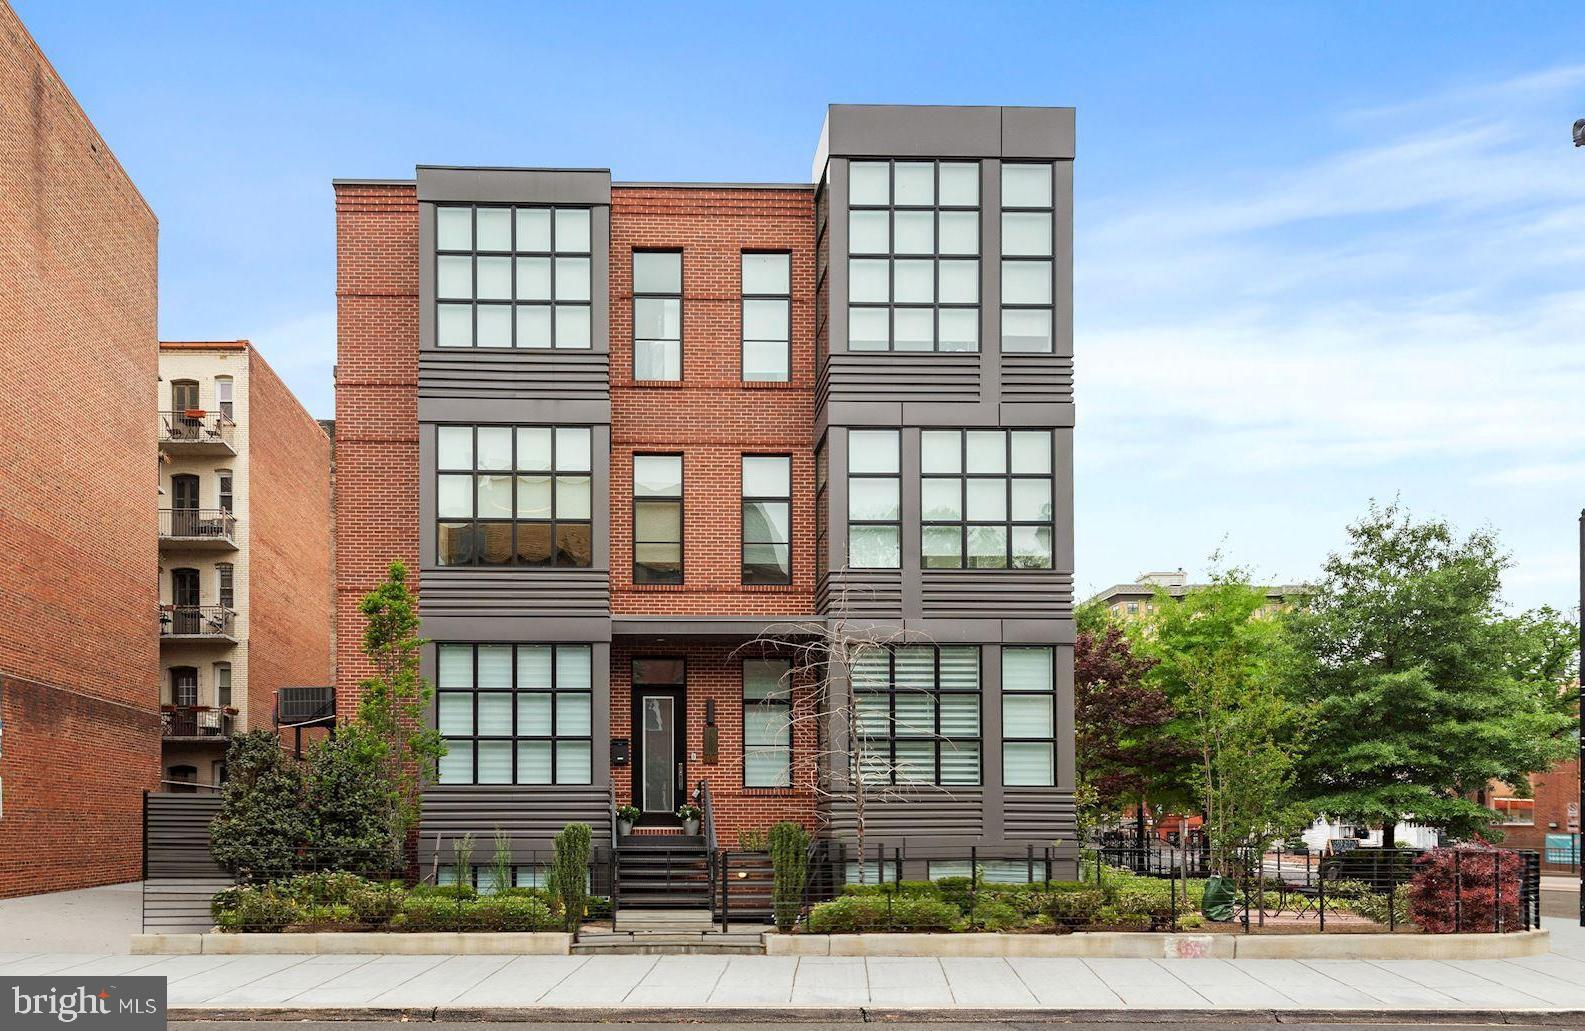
1542,887,1581,919
169,1024,1585,1030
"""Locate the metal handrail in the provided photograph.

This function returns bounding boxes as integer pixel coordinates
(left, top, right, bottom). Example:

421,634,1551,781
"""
158,410,235,445
698,779,717,853
161,705,234,739
159,508,237,539
159,604,235,638
608,780,620,927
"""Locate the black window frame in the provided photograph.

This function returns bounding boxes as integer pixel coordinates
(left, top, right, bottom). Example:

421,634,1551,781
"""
741,453,792,585
740,250,792,382
216,563,234,609
998,161,1057,354
742,657,793,788
814,438,829,580
632,248,683,382
434,643,595,786
434,203,594,350
1001,645,1057,787
217,470,233,513
920,428,1055,570
633,452,684,585
435,424,594,568
846,158,981,354
851,645,982,787
846,429,901,570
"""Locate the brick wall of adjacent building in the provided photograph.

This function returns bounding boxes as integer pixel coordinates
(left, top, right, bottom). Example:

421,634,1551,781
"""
247,348,334,735
609,186,817,617
609,640,818,841
0,0,161,897
332,182,421,716
1493,758,1581,871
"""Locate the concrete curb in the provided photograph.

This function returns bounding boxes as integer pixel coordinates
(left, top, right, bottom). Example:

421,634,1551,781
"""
166,1005,1585,1024
133,931,572,955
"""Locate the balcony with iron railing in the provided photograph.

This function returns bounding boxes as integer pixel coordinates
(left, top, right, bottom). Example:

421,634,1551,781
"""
161,704,235,741
158,410,236,455
159,508,238,550
159,604,238,644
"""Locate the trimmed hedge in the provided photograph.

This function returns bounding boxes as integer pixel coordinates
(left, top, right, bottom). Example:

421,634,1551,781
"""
212,873,562,933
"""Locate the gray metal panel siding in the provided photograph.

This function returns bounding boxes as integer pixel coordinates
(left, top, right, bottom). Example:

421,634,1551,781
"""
419,352,611,402
417,167,613,206
920,570,1071,619
825,790,986,843
1005,788,1077,842
419,568,611,618
418,785,611,861
145,793,226,878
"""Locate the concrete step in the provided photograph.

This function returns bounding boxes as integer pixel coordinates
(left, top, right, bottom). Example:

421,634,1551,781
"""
573,928,766,955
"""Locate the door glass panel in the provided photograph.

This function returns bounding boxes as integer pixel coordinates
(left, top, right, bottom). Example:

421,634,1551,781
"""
641,696,675,812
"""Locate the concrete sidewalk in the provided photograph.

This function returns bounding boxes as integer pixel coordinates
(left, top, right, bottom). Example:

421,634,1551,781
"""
2,918,1584,1015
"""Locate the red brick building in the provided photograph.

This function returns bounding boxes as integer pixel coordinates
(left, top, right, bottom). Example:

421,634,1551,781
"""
336,106,1077,907
0,0,161,898
1485,759,1581,873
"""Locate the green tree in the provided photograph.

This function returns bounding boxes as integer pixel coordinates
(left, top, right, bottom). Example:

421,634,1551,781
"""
1146,570,1309,872
303,722,403,876
1287,502,1577,842
210,731,310,879
356,561,446,842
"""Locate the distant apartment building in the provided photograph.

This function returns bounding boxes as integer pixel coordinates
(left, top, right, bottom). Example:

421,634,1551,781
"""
1480,760,1580,872
158,342,335,787
336,104,1077,894
0,1,161,898
1088,569,1305,619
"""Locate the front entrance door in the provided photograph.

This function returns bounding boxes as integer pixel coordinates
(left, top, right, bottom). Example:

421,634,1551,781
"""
631,658,686,817
171,568,200,633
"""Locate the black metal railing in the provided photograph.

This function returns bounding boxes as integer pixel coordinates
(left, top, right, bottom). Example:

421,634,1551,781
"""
158,410,234,446
160,605,235,638
162,705,234,739
159,508,237,541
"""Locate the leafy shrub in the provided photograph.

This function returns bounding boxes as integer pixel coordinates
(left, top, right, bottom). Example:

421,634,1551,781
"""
410,882,477,901
1046,887,1105,928
586,895,613,920
209,731,310,879
1090,904,1150,931
230,888,302,932
807,894,961,933
397,895,465,932
840,880,937,898
1409,847,1525,934
1329,879,1411,926
348,881,405,926
966,899,1024,930
471,894,555,931
737,827,768,851
769,821,810,931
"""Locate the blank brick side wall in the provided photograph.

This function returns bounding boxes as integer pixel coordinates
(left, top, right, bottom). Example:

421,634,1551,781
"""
333,183,420,715
610,187,817,616
247,349,334,731
0,1,160,897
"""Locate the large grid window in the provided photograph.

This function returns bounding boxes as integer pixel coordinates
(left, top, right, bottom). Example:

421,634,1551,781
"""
1003,647,1056,786
634,251,682,380
847,159,980,352
436,205,592,349
633,454,683,584
742,455,791,584
852,646,981,786
920,429,1053,570
743,658,792,787
436,644,593,785
1000,164,1055,353
742,252,791,381
847,430,900,569
437,425,593,567
815,441,829,579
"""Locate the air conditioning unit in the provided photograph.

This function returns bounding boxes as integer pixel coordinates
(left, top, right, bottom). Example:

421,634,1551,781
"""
198,710,222,731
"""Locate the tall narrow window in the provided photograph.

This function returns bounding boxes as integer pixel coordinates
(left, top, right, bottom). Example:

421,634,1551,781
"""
633,251,682,380
847,159,980,352
741,455,791,584
436,425,593,567
633,454,683,584
741,252,791,381
1000,163,1055,353
851,645,980,786
814,440,829,579
1002,647,1055,786
436,643,594,785
744,659,793,787
217,470,233,513
169,666,199,707
215,376,234,421
920,429,1054,570
435,204,592,349
216,563,234,609
214,662,233,708
846,430,900,569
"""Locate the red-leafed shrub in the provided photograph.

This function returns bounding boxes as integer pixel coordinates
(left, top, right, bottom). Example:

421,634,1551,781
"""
1407,847,1526,934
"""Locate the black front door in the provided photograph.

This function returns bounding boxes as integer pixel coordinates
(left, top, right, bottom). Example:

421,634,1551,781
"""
171,474,200,536
171,568,199,633
631,658,686,817
170,666,198,707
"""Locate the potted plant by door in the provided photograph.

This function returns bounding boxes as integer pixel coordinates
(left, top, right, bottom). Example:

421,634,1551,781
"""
677,803,701,836
616,805,639,837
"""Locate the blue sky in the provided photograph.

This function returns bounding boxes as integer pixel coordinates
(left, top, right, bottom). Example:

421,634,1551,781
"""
18,1,1585,612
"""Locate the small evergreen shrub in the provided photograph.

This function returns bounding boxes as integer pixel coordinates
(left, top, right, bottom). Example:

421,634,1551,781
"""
768,821,809,931
552,823,592,931
806,895,960,933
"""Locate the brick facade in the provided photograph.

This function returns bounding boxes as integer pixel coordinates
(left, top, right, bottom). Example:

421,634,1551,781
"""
332,183,421,717
1491,758,1581,872
0,0,161,897
247,348,335,732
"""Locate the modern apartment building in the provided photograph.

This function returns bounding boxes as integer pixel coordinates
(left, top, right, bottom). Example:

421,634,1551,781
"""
158,341,335,787
1088,569,1305,620
0,0,161,899
335,105,1075,891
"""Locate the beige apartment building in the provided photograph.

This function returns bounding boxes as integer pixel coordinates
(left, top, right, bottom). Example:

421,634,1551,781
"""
1087,569,1305,620
157,341,334,788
